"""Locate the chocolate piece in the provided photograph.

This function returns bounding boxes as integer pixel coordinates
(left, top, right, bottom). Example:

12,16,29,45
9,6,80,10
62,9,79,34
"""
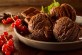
53,17,79,42
21,7,40,23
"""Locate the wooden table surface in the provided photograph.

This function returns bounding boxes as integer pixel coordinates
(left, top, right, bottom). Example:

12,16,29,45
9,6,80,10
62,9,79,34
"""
0,6,82,55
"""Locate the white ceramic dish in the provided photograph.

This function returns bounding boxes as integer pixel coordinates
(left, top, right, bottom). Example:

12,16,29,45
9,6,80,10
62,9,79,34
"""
14,16,82,51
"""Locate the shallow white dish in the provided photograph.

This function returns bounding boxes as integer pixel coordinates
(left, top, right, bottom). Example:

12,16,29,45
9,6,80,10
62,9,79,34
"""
14,16,82,51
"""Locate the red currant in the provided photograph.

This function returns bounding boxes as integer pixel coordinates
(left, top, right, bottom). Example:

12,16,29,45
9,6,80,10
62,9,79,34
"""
0,35,6,42
4,32,8,36
2,44,11,55
14,15,19,20
0,32,14,55
0,35,4,40
2,19,7,24
11,23,15,28
6,17,13,23
0,40,4,47
2,39,14,55
7,39,14,46
21,26,27,31
5,51,11,55
7,39,14,49
0,35,6,47
7,35,13,40
2,44,8,52
15,19,21,26
16,25,22,30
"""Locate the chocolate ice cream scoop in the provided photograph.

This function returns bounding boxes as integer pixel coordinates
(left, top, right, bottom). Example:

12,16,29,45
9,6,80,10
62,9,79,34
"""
53,17,80,42
28,13,52,33
28,13,55,41
61,3,76,21
50,3,76,24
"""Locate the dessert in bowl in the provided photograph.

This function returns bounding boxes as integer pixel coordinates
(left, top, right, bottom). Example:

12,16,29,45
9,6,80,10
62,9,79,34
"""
14,0,82,51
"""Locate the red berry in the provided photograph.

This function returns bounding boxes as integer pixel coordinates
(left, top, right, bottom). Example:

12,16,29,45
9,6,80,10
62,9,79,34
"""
7,39,14,51
2,19,7,24
4,32,8,36
0,40,4,47
14,15,19,20
2,44,10,55
21,26,27,31
11,23,15,28
2,39,14,55
7,39,14,46
16,25,22,30
15,19,21,26
6,17,13,23
7,45,14,52
0,32,14,55
0,35,6,42
2,44,8,52
5,51,11,55
0,35,4,40
8,35,13,40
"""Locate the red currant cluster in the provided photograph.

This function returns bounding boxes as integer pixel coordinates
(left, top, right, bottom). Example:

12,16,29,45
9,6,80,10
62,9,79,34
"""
11,19,21,28
11,19,29,35
1,13,29,35
0,32,14,55
2,15,19,24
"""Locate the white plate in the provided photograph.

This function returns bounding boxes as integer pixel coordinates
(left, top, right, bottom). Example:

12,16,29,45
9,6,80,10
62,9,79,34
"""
14,16,82,51
76,16,82,24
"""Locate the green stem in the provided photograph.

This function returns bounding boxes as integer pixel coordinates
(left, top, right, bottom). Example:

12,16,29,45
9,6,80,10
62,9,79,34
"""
11,14,15,22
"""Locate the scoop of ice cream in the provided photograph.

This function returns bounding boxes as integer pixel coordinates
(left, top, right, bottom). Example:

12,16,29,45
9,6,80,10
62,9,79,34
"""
53,17,80,42
50,3,76,24
28,13,52,32
27,13,56,41
61,3,76,21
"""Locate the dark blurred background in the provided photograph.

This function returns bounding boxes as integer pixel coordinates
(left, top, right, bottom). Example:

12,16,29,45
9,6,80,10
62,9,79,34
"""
0,0,81,9
0,0,82,15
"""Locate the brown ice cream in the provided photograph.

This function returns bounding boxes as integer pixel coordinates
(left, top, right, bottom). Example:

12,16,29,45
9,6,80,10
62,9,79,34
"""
53,17,80,42
50,3,76,24
27,13,55,41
